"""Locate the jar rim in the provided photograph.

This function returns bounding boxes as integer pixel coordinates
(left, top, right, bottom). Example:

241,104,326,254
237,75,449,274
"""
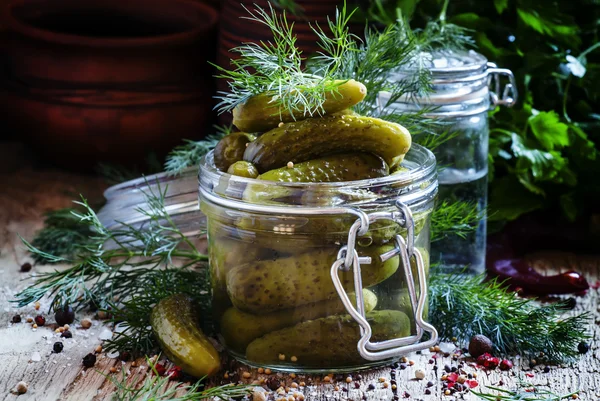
198,144,437,209
200,144,435,188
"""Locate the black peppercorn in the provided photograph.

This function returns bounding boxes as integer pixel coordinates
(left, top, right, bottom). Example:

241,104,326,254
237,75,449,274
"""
428,359,434,364
400,363,407,370
578,341,590,354
368,384,376,391
20,262,32,272
82,353,96,368
451,366,457,372
11,315,21,323
544,366,550,373
53,342,64,353
425,389,431,395
356,374,363,381
426,381,434,388
444,364,451,373
265,376,280,391
55,304,75,326
61,330,73,338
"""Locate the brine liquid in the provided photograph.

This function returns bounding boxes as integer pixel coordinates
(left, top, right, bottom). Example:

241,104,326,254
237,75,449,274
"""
432,168,487,274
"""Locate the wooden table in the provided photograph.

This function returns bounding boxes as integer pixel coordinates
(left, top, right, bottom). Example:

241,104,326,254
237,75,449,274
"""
1,144,599,400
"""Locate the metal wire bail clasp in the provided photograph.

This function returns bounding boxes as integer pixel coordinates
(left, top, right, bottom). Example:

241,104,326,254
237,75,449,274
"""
330,200,438,362
487,62,518,109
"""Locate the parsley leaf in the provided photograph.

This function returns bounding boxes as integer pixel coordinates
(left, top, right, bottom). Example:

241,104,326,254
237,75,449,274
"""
528,111,570,150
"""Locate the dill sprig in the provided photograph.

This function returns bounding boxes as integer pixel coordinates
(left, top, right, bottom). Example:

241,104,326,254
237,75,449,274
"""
473,379,579,401
213,2,355,117
108,357,252,401
164,125,232,175
431,200,484,242
30,208,96,263
429,273,590,362
14,181,208,313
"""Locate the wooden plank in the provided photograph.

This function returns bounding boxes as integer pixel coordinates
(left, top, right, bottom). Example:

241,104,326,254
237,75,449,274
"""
1,161,599,400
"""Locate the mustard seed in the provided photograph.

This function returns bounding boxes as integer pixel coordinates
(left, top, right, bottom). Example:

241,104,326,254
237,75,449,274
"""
279,353,286,361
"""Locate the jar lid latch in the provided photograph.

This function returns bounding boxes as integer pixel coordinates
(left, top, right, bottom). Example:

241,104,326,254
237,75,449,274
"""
487,62,518,109
330,201,438,361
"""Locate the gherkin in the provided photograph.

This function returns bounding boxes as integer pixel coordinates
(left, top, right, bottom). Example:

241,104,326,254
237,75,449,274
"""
244,114,411,172
232,79,367,133
220,289,378,352
245,310,411,366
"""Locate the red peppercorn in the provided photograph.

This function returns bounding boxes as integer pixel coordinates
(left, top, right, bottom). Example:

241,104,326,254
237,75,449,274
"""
499,359,513,371
153,363,166,376
166,366,182,381
484,356,500,369
34,315,46,326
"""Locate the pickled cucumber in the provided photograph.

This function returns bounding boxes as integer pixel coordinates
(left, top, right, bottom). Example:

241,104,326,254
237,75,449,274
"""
220,289,378,352
226,244,398,314
256,153,388,182
228,161,259,178
232,80,367,133
243,114,411,172
245,310,411,366
150,294,220,377
214,132,256,171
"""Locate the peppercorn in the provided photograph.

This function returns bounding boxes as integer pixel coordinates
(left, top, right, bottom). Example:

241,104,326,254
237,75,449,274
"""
544,366,551,373
577,341,590,354
468,334,494,358
16,381,28,394
266,377,281,391
399,363,407,370
82,353,96,368
20,262,32,272
153,363,166,376
499,359,513,371
444,364,451,373
34,315,45,326
119,351,131,361
53,342,64,353
11,315,21,323
354,382,360,389
425,389,431,395
368,384,376,391
55,305,75,326
61,330,73,338
426,381,434,388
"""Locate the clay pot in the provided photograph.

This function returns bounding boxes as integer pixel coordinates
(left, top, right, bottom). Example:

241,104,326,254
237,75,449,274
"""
0,0,218,169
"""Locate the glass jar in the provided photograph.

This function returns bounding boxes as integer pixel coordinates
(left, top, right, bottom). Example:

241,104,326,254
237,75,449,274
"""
199,144,439,372
380,50,517,274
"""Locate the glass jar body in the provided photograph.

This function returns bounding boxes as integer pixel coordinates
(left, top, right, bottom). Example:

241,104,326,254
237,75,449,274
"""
199,145,437,372
381,50,495,274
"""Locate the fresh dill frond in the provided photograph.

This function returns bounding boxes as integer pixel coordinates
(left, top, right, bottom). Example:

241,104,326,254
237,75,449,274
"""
212,3,353,117
30,208,96,263
429,273,590,362
104,269,210,356
14,181,208,313
108,357,252,401
164,125,232,175
473,379,579,401
431,200,484,242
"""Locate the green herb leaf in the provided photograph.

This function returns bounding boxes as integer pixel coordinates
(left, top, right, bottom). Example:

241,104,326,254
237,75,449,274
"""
528,111,570,150
494,0,508,14
517,9,579,41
